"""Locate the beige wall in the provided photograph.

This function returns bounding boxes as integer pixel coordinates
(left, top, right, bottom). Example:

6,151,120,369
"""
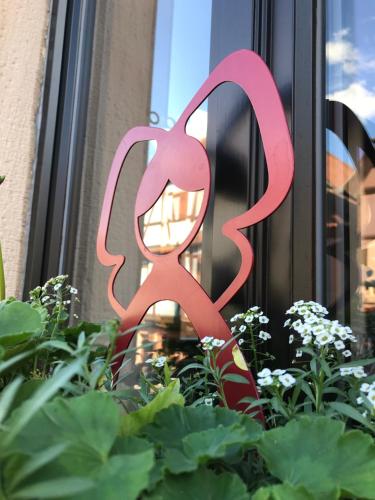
0,0,50,297
72,0,156,321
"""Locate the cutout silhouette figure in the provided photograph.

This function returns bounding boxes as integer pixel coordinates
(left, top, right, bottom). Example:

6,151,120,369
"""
97,49,294,411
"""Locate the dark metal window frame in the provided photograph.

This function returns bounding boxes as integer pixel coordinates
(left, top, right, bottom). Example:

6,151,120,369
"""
25,0,326,367
23,0,96,297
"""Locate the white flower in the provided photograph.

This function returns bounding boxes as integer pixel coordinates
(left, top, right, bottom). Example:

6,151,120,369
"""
292,319,303,330
70,287,78,294
258,375,273,386
302,335,312,345
202,336,213,343
279,373,296,388
315,332,334,346
334,340,345,350
367,389,375,407
239,325,247,333
238,338,245,345
231,326,236,333
340,367,352,376
357,396,364,405
294,300,304,306
202,343,213,351
284,319,291,327
212,339,225,347
286,306,297,314
311,324,325,335
296,349,303,358
337,331,349,340
353,366,366,378
155,356,167,367
257,368,272,378
250,306,260,312
244,315,253,323
145,359,153,364
360,383,371,393
272,369,286,376
259,330,271,341
41,296,50,303
289,334,294,344
342,350,352,358
259,316,269,324
204,397,213,406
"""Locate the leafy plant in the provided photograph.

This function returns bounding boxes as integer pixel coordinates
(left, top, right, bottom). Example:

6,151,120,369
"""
255,416,375,499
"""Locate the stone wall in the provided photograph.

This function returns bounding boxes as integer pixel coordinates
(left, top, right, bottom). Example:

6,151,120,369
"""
0,0,50,297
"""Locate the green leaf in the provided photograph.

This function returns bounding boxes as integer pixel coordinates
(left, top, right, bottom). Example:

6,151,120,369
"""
146,467,250,500
12,477,94,499
143,405,262,474
3,357,84,446
9,444,67,490
0,349,37,376
221,373,250,384
121,379,184,437
0,377,23,424
74,449,154,500
257,416,375,499
9,392,121,475
336,358,375,368
328,401,375,433
0,301,43,345
252,483,314,500
63,322,101,338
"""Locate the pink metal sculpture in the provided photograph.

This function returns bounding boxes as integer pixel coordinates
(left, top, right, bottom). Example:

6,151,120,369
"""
97,49,294,412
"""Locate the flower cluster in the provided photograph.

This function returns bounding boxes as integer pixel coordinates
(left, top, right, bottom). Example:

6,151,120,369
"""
358,381,375,415
257,367,296,389
285,300,356,356
145,355,167,368
339,366,367,378
230,306,271,343
200,336,225,351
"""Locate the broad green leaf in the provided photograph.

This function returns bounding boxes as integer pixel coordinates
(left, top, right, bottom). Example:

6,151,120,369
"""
144,405,262,473
146,467,249,500
0,301,43,345
3,358,84,446
257,416,375,499
121,379,184,437
63,322,101,338
12,477,94,499
74,449,154,500
252,483,314,500
8,444,67,490
8,391,120,474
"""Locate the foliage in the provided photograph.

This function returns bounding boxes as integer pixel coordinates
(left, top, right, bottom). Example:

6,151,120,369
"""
256,416,375,499
0,284,375,499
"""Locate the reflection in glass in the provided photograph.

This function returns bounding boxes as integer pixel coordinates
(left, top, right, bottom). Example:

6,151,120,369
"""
134,0,212,366
326,0,375,357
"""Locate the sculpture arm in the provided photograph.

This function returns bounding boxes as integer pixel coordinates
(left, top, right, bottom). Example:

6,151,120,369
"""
97,126,165,317
176,50,294,310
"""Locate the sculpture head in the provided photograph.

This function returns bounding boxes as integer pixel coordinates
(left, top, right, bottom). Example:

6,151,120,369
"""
134,128,210,259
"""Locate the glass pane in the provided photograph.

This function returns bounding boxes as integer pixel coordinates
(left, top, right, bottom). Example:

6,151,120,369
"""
72,0,212,367
326,0,375,357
